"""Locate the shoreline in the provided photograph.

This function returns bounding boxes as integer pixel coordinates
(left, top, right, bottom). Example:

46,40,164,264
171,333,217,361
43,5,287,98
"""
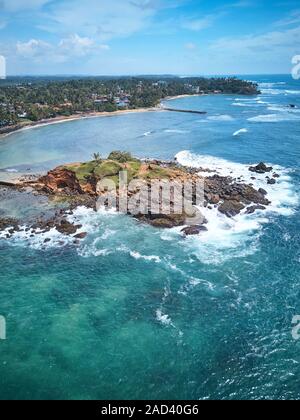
0,93,208,139
0,107,163,139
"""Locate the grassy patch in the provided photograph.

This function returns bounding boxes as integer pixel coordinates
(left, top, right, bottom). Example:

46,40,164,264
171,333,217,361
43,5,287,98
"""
66,161,98,182
93,161,123,179
139,164,173,180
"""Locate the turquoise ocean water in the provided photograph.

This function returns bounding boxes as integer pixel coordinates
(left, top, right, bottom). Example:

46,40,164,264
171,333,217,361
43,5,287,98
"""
0,75,300,400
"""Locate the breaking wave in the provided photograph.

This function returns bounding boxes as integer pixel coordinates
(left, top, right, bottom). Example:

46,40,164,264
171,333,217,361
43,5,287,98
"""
207,115,235,122
233,128,248,136
248,114,300,123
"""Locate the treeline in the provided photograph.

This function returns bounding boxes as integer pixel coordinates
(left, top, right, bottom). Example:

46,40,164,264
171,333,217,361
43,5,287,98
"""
0,77,259,127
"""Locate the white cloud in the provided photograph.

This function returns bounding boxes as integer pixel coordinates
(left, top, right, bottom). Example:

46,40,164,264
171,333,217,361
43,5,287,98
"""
59,34,94,56
275,10,300,27
16,39,52,58
16,34,110,63
182,15,216,31
210,26,300,57
39,0,162,41
0,0,50,12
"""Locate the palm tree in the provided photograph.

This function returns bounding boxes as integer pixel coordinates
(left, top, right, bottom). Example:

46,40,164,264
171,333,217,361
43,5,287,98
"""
93,152,101,163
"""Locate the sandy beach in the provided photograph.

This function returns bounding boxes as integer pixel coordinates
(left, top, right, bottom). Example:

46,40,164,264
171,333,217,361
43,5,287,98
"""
0,93,207,140
0,107,163,139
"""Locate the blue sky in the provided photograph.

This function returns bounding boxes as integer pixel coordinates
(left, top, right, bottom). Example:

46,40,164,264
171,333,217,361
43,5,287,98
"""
0,0,299,75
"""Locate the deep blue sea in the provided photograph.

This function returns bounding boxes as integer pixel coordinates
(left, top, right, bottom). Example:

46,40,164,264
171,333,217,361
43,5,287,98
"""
0,75,300,400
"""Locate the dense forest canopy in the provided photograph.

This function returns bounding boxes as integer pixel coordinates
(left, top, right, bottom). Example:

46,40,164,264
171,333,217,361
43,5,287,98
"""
0,76,259,128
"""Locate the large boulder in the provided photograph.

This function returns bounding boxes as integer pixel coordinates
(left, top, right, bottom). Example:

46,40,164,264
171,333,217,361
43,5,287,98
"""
181,225,208,236
245,205,266,214
55,220,82,235
137,213,187,229
249,162,273,174
218,200,245,217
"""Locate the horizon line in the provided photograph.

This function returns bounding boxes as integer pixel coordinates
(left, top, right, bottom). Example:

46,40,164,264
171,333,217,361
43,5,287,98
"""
2,73,292,79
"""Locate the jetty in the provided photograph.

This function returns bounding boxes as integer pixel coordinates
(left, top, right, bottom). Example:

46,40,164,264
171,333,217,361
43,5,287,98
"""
161,107,207,115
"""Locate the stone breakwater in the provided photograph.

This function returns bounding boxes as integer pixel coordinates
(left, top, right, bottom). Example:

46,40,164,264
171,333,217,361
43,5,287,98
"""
0,155,279,242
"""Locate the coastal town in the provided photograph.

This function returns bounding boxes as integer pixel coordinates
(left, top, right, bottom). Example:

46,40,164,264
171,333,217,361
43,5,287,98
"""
0,76,259,133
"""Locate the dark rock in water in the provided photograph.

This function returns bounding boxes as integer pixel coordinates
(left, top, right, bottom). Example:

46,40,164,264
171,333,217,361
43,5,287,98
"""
0,218,19,232
181,225,208,236
258,188,268,196
289,104,296,108
238,185,270,206
273,173,280,178
218,200,245,217
249,162,273,174
246,205,266,214
136,211,191,229
267,178,276,185
55,220,80,235
74,232,87,239
44,238,51,243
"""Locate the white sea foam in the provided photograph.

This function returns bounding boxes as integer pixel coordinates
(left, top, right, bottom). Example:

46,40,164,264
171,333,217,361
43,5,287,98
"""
0,225,74,250
130,251,161,263
261,88,300,96
207,115,235,122
164,129,190,134
260,89,283,95
256,100,269,104
234,98,256,102
259,82,286,88
233,128,248,136
115,245,162,263
267,105,300,113
232,102,253,107
285,90,300,95
156,309,172,326
248,114,300,123
5,168,19,173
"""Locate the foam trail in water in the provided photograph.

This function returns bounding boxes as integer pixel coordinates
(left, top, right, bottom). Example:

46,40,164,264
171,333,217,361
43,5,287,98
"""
165,129,190,134
248,114,300,123
207,115,235,122
233,128,248,136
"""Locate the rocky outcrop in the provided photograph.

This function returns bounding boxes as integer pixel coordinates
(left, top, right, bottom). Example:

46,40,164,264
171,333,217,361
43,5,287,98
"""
249,162,273,174
38,168,84,195
55,220,82,235
218,200,245,217
136,213,187,229
181,225,208,236
0,218,19,231
245,205,266,214
8,155,273,238
204,174,270,212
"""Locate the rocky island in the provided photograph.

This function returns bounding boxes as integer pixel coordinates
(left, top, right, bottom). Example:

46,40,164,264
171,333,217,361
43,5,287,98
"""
0,152,279,242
